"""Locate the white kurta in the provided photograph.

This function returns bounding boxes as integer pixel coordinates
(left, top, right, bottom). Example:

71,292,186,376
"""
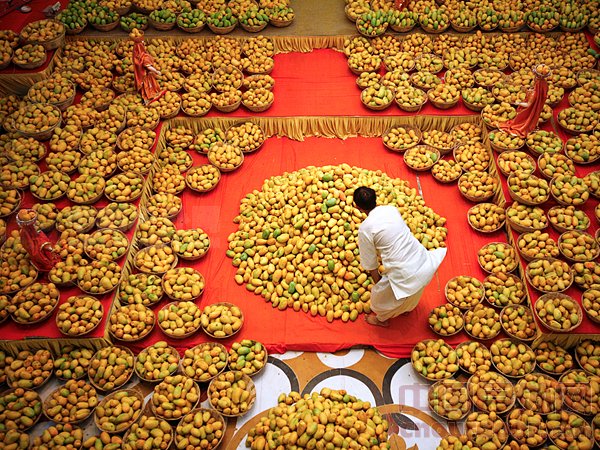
358,205,447,319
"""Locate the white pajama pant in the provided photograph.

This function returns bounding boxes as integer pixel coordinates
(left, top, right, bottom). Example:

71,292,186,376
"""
370,275,424,321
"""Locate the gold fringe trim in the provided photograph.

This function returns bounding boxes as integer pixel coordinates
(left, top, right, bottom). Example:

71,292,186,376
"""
166,114,484,141
0,48,62,96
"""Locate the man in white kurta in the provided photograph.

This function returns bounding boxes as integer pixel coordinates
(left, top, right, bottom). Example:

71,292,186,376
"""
354,187,447,326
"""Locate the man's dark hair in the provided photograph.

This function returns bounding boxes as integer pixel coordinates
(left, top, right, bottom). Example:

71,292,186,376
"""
353,186,377,211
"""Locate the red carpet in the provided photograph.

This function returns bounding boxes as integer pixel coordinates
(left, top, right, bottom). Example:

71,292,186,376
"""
1,14,599,353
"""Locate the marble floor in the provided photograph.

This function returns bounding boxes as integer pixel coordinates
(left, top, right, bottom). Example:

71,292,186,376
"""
27,348,455,450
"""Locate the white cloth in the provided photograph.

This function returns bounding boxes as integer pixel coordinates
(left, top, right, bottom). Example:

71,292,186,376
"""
358,205,447,300
371,280,424,321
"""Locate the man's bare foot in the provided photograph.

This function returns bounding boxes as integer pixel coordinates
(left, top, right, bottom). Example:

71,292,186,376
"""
364,314,389,327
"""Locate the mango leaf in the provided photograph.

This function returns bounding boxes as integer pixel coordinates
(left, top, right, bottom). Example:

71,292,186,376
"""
391,412,419,431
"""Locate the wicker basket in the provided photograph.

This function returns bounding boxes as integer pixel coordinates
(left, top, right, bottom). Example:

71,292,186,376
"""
241,22,267,32
483,273,526,308
445,276,484,310
349,63,380,76
67,185,104,205
178,22,205,33
526,257,573,294
421,23,450,34
207,22,236,34
132,1,155,14
151,379,201,421
115,4,131,15
181,343,228,383
52,88,77,112
527,22,556,33
149,17,176,30
91,20,120,31
88,347,135,393
22,23,65,50
549,178,585,207
43,383,96,424
516,232,557,263
344,4,356,22
548,206,590,234
428,90,459,110
558,231,600,263
560,24,586,33
506,211,546,234
478,242,518,274
13,54,47,70
18,116,61,141
361,96,392,111
201,302,244,339
427,307,464,337
583,288,600,325
175,409,226,449
382,125,422,153
515,372,560,413
213,98,241,113
466,372,516,414
490,339,536,379
458,173,497,203
557,117,596,136
460,97,484,114
182,102,211,117
162,268,205,301
396,95,427,113
497,151,535,177
404,145,439,172
490,137,525,153
54,294,104,337
474,69,507,89
390,23,414,32
427,379,471,422
157,302,202,339
499,23,524,32
0,388,42,430
227,340,268,376
159,103,181,120
12,290,58,325
499,305,537,342
451,22,476,33
0,189,21,219
77,270,121,296
185,165,221,193
94,388,143,430
432,163,462,184
463,308,502,341
535,293,583,333
411,340,459,381
243,98,273,112
269,17,293,27
467,204,505,233
507,174,549,206
171,236,210,262
85,228,129,263
134,244,178,275
65,22,87,35
208,373,256,417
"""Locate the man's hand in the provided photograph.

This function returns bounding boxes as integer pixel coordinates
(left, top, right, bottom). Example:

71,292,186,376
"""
147,65,162,76
369,269,381,283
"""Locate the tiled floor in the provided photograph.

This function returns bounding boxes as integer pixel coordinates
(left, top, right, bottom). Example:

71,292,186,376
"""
26,348,452,449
